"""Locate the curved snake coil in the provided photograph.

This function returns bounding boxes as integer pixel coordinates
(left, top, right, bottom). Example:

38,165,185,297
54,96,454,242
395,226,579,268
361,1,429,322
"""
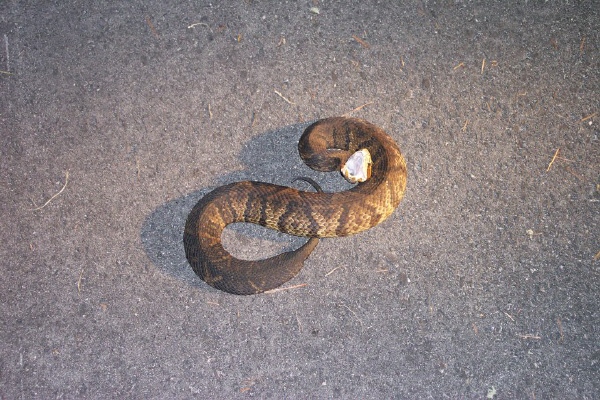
183,117,407,295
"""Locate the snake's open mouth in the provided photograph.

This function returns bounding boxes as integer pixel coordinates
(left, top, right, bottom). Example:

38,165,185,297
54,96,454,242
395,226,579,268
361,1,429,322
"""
341,149,372,184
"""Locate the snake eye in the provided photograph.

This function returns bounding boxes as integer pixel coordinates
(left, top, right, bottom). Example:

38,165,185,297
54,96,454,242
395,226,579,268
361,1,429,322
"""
341,149,372,183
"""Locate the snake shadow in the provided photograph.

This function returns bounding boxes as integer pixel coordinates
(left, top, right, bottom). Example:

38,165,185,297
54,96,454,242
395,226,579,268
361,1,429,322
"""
140,120,353,286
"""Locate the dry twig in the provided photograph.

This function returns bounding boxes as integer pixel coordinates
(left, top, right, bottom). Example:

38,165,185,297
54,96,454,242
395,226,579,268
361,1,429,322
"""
462,120,469,132
580,112,597,123
341,304,364,329
264,283,306,294
187,22,210,30
342,101,373,116
273,90,295,105
77,267,84,294
546,148,560,172
352,35,370,49
557,318,564,342
518,334,541,340
30,171,69,211
325,266,341,277
563,166,584,181
145,16,159,38
4,34,9,72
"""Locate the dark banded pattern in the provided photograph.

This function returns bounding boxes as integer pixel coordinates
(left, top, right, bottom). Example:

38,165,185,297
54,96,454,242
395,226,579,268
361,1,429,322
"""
183,117,407,294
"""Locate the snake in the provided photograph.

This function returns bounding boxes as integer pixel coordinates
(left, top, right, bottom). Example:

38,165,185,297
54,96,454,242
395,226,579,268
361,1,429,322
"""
183,117,407,295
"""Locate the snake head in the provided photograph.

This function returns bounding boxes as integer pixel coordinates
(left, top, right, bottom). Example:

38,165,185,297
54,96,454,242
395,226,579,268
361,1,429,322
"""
341,148,372,184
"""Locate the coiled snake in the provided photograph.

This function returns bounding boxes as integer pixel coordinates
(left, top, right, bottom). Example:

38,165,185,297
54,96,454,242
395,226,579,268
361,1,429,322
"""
183,117,407,294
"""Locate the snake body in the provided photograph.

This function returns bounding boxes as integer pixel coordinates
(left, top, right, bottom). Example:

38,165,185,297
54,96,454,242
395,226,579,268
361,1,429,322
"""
183,117,407,294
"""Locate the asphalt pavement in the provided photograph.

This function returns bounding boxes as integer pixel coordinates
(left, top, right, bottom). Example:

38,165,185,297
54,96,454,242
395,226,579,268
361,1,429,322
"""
1,2,598,398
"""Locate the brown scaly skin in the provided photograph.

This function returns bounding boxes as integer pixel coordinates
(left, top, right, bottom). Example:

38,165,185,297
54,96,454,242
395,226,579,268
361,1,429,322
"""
183,117,407,295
